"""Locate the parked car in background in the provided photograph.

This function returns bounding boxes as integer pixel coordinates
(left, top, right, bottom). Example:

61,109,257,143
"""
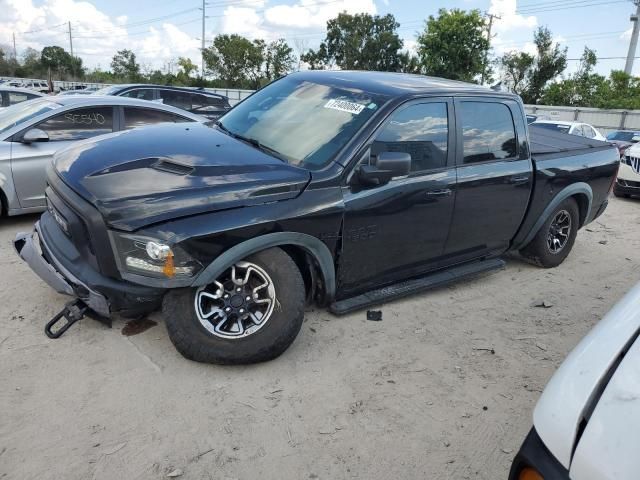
57,90,95,96
93,84,232,120
0,87,45,109
509,281,640,480
13,71,619,364
0,96,206,216
606,129,640,158
20,80,50,94
615,141,640,198
532,120,607,141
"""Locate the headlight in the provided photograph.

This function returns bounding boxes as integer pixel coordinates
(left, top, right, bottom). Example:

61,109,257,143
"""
109,232,202,279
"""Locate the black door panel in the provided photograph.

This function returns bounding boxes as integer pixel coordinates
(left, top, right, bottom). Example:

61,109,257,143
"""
338,98,457,296
339,170,457,294
443,98,532,262
444,160,531,260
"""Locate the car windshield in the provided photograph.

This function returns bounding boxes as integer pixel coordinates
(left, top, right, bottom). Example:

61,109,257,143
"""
0,99,61,135
607,131,638,142
217,76,388,170
533,122,571,134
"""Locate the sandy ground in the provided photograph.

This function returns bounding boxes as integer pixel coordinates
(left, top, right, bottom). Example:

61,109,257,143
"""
0,196,639,480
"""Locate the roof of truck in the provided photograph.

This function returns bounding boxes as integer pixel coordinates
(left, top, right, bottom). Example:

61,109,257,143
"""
288,70,518,99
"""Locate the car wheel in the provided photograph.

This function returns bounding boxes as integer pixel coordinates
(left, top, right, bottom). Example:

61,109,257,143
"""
162,247,305,365
520,198,579,268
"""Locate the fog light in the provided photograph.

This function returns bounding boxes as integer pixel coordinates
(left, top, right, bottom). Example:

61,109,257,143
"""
519,467,543,480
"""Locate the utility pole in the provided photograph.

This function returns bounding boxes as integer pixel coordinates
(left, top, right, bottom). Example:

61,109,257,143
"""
68,21,74,57
482,13,500,85
68,21,75,79
12,32,17,59
201,0,206,79
625,0,640,75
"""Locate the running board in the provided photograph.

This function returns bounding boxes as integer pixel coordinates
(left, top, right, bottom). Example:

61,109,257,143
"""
329,258,506,316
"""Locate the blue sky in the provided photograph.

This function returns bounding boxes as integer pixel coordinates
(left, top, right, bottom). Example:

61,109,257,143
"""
1,0,638,77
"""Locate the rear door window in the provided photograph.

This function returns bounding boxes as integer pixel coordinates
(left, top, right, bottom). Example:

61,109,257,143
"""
159,90,192,111
120,88,155,101
37,107,114,141
8,92,36,106
191,94,228,114
460,102,517,164
123,107,191,129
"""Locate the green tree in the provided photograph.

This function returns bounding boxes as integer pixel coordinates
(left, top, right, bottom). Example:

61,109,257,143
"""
111,49,140,81
264,39,296,81
177,57,198,77
41,45,83,78
499,51,535,96
521,27,567,104
302,13,405,71
542,47,605,107
416,8,489,82
202,34,265,88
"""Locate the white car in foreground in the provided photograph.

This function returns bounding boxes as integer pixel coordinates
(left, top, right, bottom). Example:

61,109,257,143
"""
532,120,607,142
615,142,640,198
510,282,640,480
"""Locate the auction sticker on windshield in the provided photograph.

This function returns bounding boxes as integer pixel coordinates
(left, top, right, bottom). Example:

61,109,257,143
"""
324,99,366,115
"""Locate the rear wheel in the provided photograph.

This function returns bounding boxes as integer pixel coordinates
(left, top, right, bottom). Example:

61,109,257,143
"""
520,198,579,268
162,247,305,365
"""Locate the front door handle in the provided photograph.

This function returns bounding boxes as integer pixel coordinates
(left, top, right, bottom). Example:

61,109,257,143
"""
426,189,452,197
510,175,530,184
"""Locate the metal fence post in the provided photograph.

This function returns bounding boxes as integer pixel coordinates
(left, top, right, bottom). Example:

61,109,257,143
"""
620,111,628,130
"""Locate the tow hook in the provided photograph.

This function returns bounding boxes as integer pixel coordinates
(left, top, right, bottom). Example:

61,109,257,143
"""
45,299,88,338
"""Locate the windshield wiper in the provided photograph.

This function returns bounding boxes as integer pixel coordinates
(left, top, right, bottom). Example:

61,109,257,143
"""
215,121,288,163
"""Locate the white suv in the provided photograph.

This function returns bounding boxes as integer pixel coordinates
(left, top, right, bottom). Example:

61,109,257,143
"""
616,141,640,198
21,80,50,94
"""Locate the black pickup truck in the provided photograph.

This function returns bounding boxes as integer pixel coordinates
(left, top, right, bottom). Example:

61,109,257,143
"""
14,71,619,364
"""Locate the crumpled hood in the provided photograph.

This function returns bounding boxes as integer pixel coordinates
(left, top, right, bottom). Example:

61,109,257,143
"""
53,123,310,231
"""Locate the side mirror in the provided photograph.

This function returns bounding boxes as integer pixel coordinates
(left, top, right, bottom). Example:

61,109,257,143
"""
358,151,411,186
632,136,640,143
22,128,49,144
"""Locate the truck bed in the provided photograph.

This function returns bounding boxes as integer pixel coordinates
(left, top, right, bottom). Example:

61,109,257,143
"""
529,125,612,160
511,126,620,250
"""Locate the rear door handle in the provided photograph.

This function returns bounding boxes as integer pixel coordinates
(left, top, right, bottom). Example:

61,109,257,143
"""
426,189,452,197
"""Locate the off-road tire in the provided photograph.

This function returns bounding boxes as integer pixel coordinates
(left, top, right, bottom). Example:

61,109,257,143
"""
162,247,305,365
520,198,580,268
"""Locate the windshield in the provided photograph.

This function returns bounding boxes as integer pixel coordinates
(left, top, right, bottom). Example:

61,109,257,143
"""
0,99,61,135
217,76,387,170
607,131,638,142
533,122,571,134
93,85,121,95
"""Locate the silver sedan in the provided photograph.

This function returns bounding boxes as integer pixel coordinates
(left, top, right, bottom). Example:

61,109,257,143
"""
0,96,207,216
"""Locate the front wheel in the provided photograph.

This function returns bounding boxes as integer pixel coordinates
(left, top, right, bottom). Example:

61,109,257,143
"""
520,198,579,268
162,247,305,365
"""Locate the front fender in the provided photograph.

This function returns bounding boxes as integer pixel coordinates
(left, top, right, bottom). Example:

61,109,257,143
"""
191,232,336,302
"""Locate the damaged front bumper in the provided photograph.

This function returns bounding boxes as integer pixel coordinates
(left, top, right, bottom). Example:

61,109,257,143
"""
14,213,165,319
15,223,110,316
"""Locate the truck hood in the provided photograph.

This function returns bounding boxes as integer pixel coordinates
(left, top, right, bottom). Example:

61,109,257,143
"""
533,282,640,472
53,123,311,231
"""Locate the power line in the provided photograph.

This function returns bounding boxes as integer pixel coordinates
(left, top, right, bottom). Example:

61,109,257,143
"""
516,0,628,14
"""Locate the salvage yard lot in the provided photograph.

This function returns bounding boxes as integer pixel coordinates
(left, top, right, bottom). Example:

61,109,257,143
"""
1,197,639,480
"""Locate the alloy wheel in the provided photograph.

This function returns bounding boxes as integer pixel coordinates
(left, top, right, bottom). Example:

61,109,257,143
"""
547,209,572,254
194,261,276,339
